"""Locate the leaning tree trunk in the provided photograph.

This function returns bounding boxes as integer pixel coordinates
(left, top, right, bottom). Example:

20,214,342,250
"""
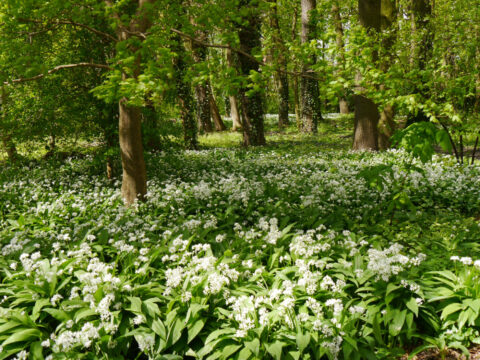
300,0,322,133
225,48,243,131
353,0,381,151
209,88,227,131
332,1,349,114
269,0,290,128
238,0,266,146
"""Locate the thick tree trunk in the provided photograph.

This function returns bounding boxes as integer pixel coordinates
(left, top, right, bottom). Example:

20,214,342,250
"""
238,0,265,146
353,0,381,151
301,0,322,133
332,1,349,114
353,95,379,150
119,100,147,204
109,0,153,205
209,89,227,131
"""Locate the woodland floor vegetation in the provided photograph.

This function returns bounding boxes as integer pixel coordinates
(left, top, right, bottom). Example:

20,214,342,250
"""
1,116,480,359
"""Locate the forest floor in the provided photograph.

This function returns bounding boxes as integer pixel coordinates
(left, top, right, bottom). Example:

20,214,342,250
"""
0,114,480,359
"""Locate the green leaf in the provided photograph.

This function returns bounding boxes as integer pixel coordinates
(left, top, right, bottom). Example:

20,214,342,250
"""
296,331,310,353
245,338,260,356
220,344,242,359
266,341,283,360
440,303,463,320
389,310,406,336
2,328,42,346
405,297,419,317
188,319,205,343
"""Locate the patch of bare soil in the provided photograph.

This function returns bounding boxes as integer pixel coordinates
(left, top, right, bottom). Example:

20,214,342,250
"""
402,346,480,360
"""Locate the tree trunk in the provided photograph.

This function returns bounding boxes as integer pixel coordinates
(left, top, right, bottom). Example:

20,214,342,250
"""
0,87,17,162
377,0,397,149
225,48,243,131
353,95,379,150
301,0,322,133
110,0,153,205
119,100,147,204
353,0,381,151
209,88,227,131
191,32,214,133
195,82,213,133
238,0,265,146
174,37,198,150
332,1,349,114
269,0,289,128
229,95,242,131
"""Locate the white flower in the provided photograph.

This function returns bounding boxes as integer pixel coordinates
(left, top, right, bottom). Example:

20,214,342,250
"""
460,257,472,265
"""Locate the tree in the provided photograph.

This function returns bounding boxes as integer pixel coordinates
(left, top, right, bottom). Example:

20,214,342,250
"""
353,0,381,150
331,0,349,114
300,0,322,133
268,0,290,128
237,0,266,146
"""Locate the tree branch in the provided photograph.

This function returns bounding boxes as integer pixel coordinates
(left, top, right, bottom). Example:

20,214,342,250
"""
169,28,319,81
18,18,116,42
3,63,111,85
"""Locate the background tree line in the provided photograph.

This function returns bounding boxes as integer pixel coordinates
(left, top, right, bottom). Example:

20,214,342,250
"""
0,0,478,204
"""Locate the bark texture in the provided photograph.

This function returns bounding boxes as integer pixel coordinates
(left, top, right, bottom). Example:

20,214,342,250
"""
353,95,379,150
301,0,322,133
377,0,397,149
332,1,349,114
110,0,153,205
353,0,381,151
269,0,289,128
225,48,242,131
238,0,265,146
174,37,198,150
191,32,213,133
0,87,17,162
209,89,227,131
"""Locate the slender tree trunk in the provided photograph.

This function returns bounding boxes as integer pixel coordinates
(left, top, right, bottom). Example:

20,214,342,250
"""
209,88,227,131
0,86,17,162
406,0,433,126
291,6,302,128
225,48,243,131
353,0,381,151
229,95,242,131
174,37,198,150
191,32,214,133
195,82,213,133
301,0,322,133
269,0,289,128
332,1,349,114
238,0,265,146
377,0,397,149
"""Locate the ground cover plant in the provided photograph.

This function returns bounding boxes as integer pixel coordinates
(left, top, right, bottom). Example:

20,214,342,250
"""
1,120,480,359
